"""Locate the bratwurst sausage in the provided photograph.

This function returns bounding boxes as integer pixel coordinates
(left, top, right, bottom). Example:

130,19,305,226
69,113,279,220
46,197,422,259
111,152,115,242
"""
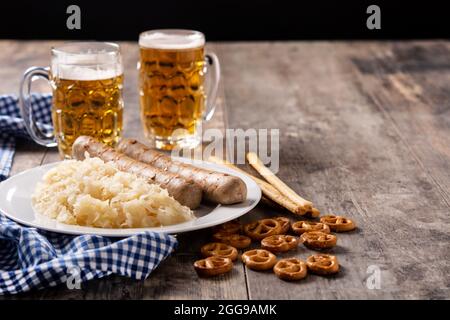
117,138,247,205
72,136,202,209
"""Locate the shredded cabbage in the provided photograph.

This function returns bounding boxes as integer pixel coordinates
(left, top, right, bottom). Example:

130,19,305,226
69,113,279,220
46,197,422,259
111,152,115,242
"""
32,157,195,228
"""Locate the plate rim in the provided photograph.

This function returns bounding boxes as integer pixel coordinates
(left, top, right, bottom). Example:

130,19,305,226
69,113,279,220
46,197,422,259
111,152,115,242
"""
0,158,261,237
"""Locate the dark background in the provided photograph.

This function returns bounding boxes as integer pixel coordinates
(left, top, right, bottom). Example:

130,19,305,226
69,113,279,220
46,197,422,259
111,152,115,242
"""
1,0,449,41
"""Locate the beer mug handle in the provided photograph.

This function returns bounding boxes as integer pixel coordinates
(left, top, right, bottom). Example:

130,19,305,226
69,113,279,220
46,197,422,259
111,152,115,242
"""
204,52,221,121
19,66,57,147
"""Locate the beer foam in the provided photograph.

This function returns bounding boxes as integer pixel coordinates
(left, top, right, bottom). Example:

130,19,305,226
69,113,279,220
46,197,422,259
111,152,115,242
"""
139,30,205,50
55,65,122,81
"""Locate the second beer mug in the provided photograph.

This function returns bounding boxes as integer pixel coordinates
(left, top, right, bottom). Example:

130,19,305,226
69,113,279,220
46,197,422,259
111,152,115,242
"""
138,29,220,150
20,42,124,158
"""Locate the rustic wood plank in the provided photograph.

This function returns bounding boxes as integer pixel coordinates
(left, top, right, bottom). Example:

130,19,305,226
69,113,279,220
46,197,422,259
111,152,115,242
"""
218,41,450,299
3,40,450,300
350,41,450,208
0,41,56,176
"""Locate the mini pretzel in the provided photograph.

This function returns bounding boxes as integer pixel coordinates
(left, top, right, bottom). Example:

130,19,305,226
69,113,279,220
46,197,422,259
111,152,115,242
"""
306,254,339,275
320,215,356,232
241,249,277,271
244,219,281,240
273,258,307,281
194,256,233,277
213,232,252,249
201,242,238,261
274,216,290,234
261,235,298,253
291,221,330,235
300,231,337,249
213,219,241,234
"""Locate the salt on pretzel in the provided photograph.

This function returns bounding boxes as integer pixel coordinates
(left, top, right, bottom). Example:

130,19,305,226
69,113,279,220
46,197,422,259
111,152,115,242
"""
320,215,356,232
213,219,242,234
194,256,233,277
291,221,330,235
201,242,238,261
261,235,298,253
213,232,252,249
244,219,282,240
306,254,339,275
300,231,337,249
241,249,277,271
274,216,291,234
273,258,307,281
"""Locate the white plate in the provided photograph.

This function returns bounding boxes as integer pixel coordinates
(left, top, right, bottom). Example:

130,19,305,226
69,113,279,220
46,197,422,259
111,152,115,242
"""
0,158,261,237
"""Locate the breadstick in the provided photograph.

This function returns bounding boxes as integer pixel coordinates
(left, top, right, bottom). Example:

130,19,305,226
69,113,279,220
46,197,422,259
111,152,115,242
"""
261,196,320,219
246,152,313,213
208,156,300,215
259,196,285,210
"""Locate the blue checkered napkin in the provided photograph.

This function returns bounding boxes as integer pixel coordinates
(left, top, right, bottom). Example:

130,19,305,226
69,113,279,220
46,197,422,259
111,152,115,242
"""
0,94,53,181
0,214,178,295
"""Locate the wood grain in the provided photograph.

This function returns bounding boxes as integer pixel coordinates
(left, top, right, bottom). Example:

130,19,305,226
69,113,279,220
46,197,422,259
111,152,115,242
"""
219,41,450,299
1,40,449,299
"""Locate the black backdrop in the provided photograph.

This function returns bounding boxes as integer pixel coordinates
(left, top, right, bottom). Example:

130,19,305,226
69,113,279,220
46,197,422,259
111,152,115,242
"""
1,0,449,40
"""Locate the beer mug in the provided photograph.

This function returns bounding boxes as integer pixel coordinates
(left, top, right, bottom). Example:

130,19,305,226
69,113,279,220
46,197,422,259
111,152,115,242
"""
20,42,124,158
138,29,220,150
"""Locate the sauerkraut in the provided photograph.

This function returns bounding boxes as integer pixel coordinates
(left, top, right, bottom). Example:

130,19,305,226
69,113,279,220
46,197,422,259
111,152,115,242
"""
32,157,195,228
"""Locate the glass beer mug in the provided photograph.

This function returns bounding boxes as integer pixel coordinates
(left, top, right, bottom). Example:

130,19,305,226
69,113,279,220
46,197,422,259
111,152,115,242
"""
138,29,220,150
20,42,124,158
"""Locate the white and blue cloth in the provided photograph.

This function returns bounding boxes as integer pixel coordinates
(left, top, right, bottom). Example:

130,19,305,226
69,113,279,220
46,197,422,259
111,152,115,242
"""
0,94,178,295
0,214,177,295
0,94,53,181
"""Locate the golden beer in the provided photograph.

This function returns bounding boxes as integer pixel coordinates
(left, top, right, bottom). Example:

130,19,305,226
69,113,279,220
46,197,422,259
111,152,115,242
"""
139,30,220,150
20,42,124,158
51,75,123,157
139,46,205,138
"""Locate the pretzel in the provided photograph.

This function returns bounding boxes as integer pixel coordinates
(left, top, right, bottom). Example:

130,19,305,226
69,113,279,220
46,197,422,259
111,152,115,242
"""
320,215,356,232
306,254,339,275
213,219,242,234
194,256,233,277
213,232,252,249
244,219,282,240
300,231,337,249
201,242,238,261
241,249,277,271
261,235,298,253
273,258,308,281
291,221,330,235
274,216,291,234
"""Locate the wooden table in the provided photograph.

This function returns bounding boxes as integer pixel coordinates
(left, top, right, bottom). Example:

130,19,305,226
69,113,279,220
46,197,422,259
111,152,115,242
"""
1,40,449,299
